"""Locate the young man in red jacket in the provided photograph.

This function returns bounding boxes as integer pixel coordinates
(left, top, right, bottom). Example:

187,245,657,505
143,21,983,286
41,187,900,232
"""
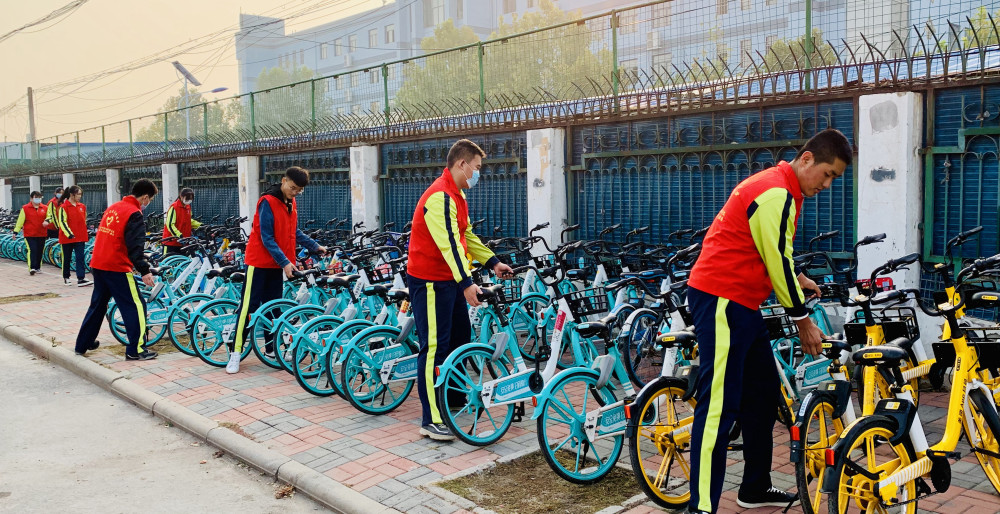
684,129,851,513
74,179,159,360
226,166,326,374
13,191,48,275
406,139,513,441
162,187,201,254
55,185,92,287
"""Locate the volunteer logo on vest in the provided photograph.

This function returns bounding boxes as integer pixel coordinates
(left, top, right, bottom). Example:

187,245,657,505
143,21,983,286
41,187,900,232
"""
100,210,122,237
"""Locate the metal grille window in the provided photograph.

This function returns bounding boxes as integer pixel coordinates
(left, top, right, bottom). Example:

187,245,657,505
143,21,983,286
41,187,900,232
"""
178,158,239,222
262,149,351,226
121,166,163,215
10,177,30,209
76,170,108,216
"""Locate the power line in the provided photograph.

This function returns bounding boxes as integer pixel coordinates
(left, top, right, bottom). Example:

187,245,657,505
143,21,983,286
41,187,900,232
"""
0,0,89,45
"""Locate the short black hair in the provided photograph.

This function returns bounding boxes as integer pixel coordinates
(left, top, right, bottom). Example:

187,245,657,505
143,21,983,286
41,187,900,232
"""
30,190,42,198
131,179,159,198
446,139,486,168
797,128,853,166
179,187,195,200
285,166,310,187
54,187,64,194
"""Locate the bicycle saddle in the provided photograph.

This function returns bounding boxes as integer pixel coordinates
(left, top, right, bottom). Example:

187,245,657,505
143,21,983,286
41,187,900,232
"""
851,344,909,368
387,288,409,302
966,290,1000,309
230,273,246,284
476,284,505,301
321,275,353,289
821,338,852,358
363,284,388,297
575,313,619,339
658,330,697,350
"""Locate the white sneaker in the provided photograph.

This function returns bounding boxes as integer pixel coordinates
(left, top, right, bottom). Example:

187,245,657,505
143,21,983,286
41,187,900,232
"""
226,352,241,374
64,278,73,286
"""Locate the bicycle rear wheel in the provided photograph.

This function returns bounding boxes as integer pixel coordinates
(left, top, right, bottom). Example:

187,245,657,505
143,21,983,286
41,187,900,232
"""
437,346,516,446
827,417,916,513
795,393,846,514
963,388,1000,494
622,309,664,387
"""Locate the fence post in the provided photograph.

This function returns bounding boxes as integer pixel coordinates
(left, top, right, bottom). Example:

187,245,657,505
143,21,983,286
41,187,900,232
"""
237,155,260,236
106,168,121,206
62,172,75,189
161,163,179,214
611,10,619,112
478,41,486,117
101,126,106,160
163,112,169,156
128,119,134,159
29,175,41,193
76,131,81,168
526,128,567,254
311,79,317,139
250,92,257,146
0,178,11,211
203,103,209,150
804,0,813,91
382,64,390,126
350,143,380,230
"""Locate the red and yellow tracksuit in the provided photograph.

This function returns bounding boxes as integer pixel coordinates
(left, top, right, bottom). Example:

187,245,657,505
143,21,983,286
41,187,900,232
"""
162,198,201,253
14,201,48,270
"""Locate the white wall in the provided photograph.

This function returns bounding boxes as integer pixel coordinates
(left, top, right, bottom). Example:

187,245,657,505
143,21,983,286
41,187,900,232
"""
237,156,261,236
350,144,380,231
526,128,567,254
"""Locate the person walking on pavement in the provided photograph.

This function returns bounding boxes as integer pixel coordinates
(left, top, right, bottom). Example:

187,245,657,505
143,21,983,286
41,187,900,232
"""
406,139,514,441
43,187,63,240
74,179,160,360
684,129,852,513
227,166,326,374
13,191,48,275
162,187,201,255
55,185,92,287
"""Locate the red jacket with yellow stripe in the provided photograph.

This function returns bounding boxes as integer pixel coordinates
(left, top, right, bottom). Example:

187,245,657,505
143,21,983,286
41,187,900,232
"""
56,200,89,244
406,169,498,289
688,161,809,318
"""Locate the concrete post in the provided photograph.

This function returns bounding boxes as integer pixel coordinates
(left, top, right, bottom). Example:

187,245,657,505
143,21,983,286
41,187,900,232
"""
106,169,121,205
857,92,923,289
62,173,74,188
161,163,179,214
237,156,261,236
0,178,12,210
29,175,41,194
526,128,568,254
350,144,380,231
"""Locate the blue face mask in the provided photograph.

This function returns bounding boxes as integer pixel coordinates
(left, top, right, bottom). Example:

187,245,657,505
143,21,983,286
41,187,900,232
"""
466,163,481,189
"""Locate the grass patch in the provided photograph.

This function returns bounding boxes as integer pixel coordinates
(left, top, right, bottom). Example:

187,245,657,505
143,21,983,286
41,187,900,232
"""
102,333,182,358
0,292,59,304
437,451,641,514
218,421,256,441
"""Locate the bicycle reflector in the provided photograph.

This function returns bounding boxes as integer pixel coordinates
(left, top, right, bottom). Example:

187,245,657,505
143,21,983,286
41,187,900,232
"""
624,404,632,419
531,396,537,407
434,366,440,378
825,448,836,466
790,425,801,441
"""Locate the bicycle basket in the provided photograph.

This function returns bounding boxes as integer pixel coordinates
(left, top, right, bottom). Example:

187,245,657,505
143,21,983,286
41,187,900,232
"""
532,253,557,268
497,249,532,268
499,277,525,304
565,287,610,318
364,262,395,284
934,325,1000,370
761,305,798,340
844,307,918,346
598,256,624,280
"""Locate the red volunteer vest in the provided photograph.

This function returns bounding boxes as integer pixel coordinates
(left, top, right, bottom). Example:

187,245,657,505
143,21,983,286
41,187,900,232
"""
407,170,472,282
162,198,194,246
245,194,298,269
20,202,48,237
90,196,143,272
58,201,89,244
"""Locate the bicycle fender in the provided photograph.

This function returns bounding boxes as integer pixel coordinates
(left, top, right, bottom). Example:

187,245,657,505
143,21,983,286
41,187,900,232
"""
821,414,897,494
432,343,495,388
395,317,416,348
617,308,657,339
335,324,404,363
676,364,699,402
530,367,601,420
872,398,916,445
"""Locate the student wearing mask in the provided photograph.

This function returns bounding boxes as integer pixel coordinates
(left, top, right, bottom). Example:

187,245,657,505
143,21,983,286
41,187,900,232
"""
43,187,63,239
75,179,160,360
13,191,48,275
162,188,201,254
55,185,92,287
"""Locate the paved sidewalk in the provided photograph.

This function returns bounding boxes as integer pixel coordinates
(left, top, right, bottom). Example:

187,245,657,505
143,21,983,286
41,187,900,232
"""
2,259,999,513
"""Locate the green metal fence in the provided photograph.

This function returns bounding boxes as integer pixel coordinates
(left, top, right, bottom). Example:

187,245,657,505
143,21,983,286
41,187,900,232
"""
178,159,239,223
75,170,108,217
121,165,164,215
2,0,997,177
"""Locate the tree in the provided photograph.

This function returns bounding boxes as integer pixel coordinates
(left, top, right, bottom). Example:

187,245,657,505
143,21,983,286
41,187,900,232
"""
962,7,1000,48
135,88,229,142
394,20,481,115
763,29,837,72
250,65,333,129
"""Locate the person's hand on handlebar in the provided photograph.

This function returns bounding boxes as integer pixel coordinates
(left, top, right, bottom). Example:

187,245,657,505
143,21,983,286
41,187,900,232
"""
795,317,825,356
141,273,155,288
493,261,514,279
798,273,821,299
283,262,296,279
464,284,483,307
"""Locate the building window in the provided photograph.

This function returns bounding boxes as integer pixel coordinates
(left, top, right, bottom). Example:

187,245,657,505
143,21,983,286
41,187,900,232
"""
385,24,395,44
767,0,778,5
336,76,344,90
320,43,328,59
387,64,396,80
349,35,357,52
618,11,636,34
370,69,380,84
717,0,728,15
766,34,778,54
652,53,672,75
369,29,378,48
503,0,516,15
527,0,536,7
351,73,359,87
299,49,304,64
352,104,361,115
371,101,380,112
741,0,751,10
653,3,671,27
334,38,342,56
740,39,752,67
620,58,639,84
337,106,346,115
717,43,729,62
425,0,446,27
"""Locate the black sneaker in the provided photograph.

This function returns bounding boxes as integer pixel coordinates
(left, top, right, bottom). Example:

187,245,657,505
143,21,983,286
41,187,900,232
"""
419,423,456,441
74,340,100,356
77,279,93,287
736,487,800,509
125,350,158,361
29,269,36,276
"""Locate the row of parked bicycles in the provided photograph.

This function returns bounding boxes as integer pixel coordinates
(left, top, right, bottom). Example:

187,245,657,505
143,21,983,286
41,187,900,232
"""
2,203,999,513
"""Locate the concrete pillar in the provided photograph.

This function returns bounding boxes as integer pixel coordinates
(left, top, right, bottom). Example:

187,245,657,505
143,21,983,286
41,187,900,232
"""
0,178,12,210
857,92,923,290
350,144,380,231
106,169,121,205
526,128,568,254
161,163,179,214
29,175,41,194
62,173,74,188
237,156,261,236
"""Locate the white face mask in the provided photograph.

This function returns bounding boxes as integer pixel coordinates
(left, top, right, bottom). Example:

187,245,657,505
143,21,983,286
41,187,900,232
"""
31,198,41,205
183,198,193,206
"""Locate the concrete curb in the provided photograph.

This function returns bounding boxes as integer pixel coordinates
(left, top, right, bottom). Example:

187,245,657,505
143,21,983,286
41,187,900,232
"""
0,321,402,514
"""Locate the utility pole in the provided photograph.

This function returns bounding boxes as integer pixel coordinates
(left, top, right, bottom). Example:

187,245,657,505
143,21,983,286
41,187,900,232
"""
26,86,37,159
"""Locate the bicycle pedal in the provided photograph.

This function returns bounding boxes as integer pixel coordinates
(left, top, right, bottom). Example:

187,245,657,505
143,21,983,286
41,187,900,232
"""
926,451,953,493
927,449,962,460
915,477,933,497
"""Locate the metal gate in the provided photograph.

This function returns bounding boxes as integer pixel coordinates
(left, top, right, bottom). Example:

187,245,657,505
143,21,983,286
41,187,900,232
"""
380,133,528,237
121,165,164,218
178,158,239,223
10,177,29,209
262,148,352,228
76,170,107,216
570,99,857,252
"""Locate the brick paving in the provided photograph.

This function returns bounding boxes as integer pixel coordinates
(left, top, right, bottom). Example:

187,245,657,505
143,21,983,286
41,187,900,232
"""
2,258,1000,513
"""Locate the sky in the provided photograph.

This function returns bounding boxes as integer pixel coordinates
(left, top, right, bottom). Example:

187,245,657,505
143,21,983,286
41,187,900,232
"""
0,0,386,142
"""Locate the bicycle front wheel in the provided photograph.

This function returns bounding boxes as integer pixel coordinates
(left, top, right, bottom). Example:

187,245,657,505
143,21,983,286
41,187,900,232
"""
340,329,416,415
795,393,846,514
625,377,696,509
827,417,916,514
536,370,622,484
963,388,1000,494
437,346,516,446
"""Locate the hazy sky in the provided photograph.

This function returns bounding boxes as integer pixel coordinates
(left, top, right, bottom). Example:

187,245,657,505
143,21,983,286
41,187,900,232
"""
0,0,385,142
